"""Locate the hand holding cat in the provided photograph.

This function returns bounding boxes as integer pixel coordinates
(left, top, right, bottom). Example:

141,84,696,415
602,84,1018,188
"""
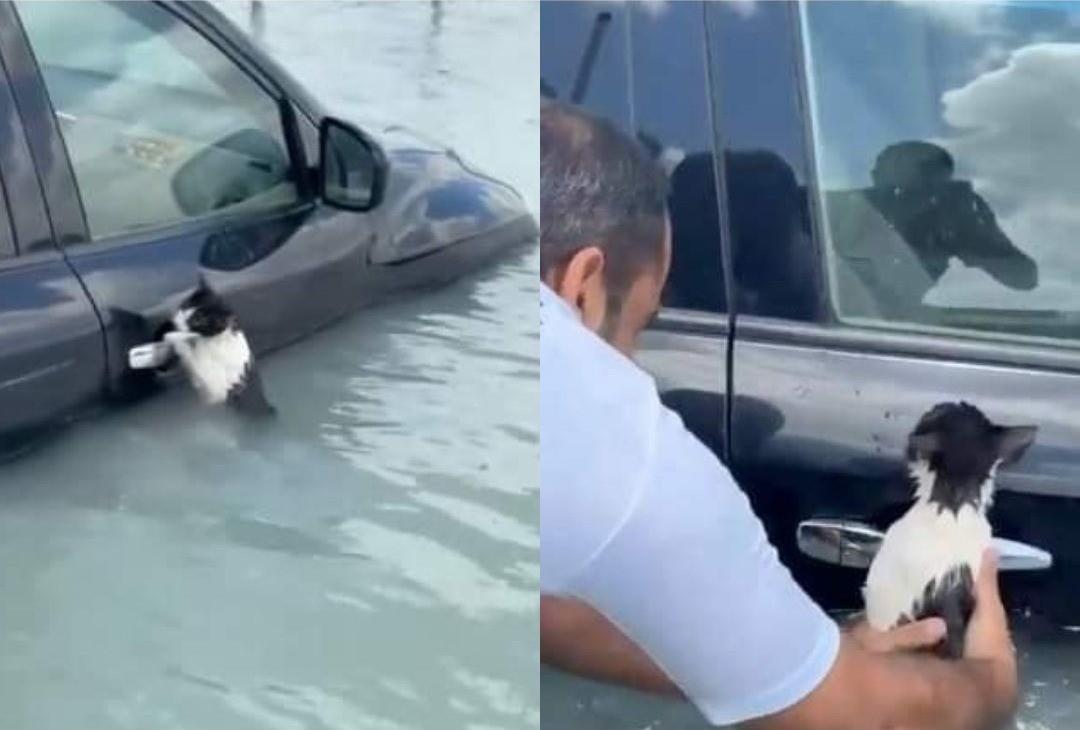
962,549,1018,715
846,614,947,653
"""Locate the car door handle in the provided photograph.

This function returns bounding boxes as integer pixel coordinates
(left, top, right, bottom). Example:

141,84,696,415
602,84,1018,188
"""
128,341,175,370
796,518,1053,572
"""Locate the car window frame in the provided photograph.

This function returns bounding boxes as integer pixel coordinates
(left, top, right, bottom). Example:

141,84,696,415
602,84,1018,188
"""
656,0,833,336
0,7,61,267
0,169,16,262
0,54,21,261
8,0,314,255
775,0,1080,375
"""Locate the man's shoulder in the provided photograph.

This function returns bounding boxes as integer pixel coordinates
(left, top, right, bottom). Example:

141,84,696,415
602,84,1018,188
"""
540,284,665,591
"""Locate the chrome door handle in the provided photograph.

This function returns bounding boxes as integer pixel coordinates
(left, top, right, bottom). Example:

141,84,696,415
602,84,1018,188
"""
797,518,1053,572
128,341,175,370
797,519,881,569
993,537,1054,572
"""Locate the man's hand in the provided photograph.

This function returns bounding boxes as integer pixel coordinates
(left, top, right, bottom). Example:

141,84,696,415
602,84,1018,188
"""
962,549,1019,717
847,615,947,654
746,549,1017,730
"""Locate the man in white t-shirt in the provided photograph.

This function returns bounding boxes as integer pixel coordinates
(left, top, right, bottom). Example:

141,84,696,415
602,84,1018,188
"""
539,100,1018,729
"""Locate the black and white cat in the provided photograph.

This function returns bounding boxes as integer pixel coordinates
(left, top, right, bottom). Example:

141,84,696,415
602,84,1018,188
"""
863,402,1035,658
164,282,276,417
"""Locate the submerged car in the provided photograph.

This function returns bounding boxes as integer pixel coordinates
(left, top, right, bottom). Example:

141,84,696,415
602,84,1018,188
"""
0,0,536,451
542,0,1080,622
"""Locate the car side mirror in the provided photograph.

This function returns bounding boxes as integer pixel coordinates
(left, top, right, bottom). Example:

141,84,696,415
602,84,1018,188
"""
319,117,388,212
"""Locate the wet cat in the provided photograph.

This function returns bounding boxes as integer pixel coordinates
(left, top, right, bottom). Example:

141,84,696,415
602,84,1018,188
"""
164,281,276,418
863,402,1035,658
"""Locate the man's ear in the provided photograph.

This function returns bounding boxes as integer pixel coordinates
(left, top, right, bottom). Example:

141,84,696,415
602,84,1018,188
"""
552,246,609,334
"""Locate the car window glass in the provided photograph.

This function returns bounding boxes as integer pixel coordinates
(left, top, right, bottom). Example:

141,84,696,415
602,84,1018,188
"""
708,1,820,321
16,0,300,241
802,0,1080,345
630,1,725,314
540,1,727,315
539,2,631,128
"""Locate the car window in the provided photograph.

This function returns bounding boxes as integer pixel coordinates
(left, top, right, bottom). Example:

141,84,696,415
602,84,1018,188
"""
801,0,1080,346
630,2,725,314
16,0,300,241
539,3,631,127
539,1,726,314
708,0,821,321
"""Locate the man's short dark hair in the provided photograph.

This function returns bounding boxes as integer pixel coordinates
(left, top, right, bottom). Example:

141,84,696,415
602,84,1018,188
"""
540,101,668,299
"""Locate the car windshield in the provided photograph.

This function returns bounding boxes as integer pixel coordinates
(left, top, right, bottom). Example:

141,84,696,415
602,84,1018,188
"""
801,0,1080,344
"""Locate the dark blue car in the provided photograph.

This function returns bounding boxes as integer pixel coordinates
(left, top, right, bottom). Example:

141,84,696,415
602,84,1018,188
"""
542,0,1080,621
0,0,536,451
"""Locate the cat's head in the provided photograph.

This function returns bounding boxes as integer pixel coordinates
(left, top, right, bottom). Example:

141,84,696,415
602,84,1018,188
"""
906,401,1037,514
173,279,235,337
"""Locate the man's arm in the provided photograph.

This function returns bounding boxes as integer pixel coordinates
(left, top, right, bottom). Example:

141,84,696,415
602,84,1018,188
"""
541,594,681,696
540,595,949,697
542,551,1016,730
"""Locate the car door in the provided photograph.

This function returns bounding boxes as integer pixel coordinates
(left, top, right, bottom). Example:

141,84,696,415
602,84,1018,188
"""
709,1,1080,620
0,11,106,450
7,0,377,396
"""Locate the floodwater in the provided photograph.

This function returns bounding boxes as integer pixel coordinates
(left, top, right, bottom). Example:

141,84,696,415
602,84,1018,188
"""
541,611,1080,729
0,2,538,729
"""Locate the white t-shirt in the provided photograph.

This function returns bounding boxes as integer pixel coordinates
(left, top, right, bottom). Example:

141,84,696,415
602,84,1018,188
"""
540,283,839,726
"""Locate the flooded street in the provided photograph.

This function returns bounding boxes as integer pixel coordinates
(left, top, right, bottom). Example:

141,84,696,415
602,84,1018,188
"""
0,2,537,728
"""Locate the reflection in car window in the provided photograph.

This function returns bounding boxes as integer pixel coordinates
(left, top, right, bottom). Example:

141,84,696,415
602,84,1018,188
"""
802,0,1080,344
630,1,725,314
17,0,300,241
539,3,631,127
540,1,726,314
708,0,820,321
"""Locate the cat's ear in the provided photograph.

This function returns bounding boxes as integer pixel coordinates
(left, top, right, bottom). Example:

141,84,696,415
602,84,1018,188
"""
907,431,942,460
995,425,1037,465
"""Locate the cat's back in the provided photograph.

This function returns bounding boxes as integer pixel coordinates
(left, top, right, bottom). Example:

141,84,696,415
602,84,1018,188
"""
865,503,989,629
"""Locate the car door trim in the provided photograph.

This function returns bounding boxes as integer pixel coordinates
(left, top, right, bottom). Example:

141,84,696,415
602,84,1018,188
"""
738,314,1080,376
0,359,75,392
654,307,730,337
